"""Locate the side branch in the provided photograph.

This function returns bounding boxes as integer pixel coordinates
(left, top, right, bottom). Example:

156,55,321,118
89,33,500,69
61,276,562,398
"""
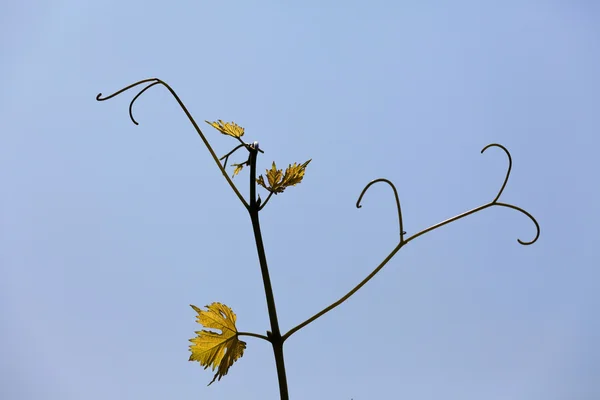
97,78,249,208
220,144,246,169
282,143,540,341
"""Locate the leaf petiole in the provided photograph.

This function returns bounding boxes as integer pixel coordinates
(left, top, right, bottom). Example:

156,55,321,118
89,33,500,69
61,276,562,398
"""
237,331,271,342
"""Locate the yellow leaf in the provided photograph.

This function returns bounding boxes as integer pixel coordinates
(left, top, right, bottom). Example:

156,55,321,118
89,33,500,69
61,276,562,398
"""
256,159,312,194
189,303,246,385
231,163,245,177
205,120,245,138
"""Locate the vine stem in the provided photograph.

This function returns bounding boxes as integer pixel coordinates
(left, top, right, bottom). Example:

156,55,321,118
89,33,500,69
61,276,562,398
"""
248,148,289,400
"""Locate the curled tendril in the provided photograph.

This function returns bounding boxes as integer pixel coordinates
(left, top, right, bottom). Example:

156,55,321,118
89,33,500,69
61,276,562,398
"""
127,81,162,125
283,143,540,341
356,178,405,242
495,203,540,245
96,78,162,126
481,143,511,203
283,144,541,342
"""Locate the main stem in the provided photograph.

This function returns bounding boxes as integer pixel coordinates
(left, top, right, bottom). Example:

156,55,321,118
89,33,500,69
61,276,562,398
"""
248,149,289,400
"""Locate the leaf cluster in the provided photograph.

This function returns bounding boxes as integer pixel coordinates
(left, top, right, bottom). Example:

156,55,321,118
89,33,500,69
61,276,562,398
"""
205,120,311,193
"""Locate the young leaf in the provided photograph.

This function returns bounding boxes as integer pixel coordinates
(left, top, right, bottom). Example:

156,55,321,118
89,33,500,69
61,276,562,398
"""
231,162,245,177
205,120,245,138
189,303,247,385
257,159,312,194
281,160,312,188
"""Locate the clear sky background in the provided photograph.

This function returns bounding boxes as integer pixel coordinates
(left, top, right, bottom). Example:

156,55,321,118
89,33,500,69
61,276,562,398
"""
1,1,599,399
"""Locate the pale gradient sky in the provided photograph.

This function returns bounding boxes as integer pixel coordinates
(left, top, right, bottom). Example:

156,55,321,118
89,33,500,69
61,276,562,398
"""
1,1,599,399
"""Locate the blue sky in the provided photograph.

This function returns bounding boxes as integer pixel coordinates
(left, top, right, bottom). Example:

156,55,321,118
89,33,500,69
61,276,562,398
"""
1,1,599,399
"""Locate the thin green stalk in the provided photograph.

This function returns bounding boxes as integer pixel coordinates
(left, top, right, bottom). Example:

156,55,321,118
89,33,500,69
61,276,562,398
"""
248,149,289,400
283,241,404,342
